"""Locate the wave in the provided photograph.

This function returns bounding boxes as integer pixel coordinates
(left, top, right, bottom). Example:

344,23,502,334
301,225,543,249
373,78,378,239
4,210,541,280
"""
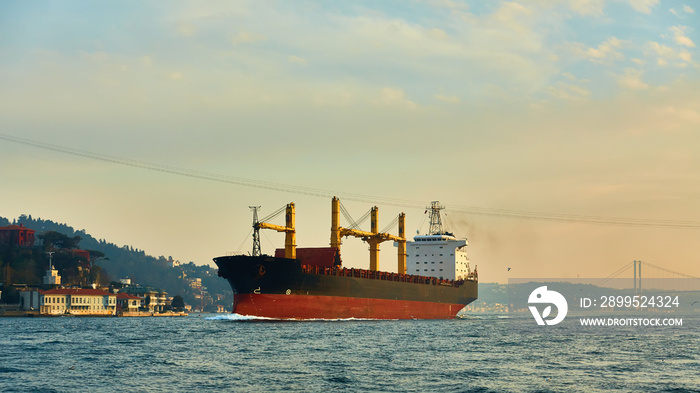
204,313,274,321
204,313,391,322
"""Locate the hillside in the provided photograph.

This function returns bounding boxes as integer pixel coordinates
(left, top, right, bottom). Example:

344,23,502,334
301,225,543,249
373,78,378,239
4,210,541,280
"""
1,214,232,311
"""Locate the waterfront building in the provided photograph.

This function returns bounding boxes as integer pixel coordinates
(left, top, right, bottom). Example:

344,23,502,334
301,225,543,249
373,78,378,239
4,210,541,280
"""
20,288,117,315
18,290,41,311
120,286,168,312
0,225,35,247
116,292,141,313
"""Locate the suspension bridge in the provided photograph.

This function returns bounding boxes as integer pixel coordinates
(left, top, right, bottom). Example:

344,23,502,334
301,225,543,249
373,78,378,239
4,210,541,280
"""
597,260,700,292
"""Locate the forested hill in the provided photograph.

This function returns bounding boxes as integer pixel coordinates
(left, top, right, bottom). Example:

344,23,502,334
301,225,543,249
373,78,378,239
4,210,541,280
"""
2,214,231,311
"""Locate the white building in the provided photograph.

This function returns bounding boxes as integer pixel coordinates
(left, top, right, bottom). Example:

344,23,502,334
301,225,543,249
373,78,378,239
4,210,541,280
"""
120,286,168,313
405,202,473,281
32,288,117,316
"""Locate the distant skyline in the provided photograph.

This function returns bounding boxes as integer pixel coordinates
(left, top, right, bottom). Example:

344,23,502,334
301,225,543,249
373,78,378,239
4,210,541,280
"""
1,1,698,283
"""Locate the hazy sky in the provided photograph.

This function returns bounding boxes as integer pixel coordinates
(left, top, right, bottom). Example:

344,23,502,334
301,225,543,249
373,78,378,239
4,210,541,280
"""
1,1,699,283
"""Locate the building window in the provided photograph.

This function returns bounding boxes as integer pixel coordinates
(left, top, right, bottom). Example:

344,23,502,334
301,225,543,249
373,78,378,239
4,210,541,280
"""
439,269,443,271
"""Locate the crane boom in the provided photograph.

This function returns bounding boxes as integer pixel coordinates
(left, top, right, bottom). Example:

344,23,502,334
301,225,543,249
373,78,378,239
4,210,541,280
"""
330,197,406,273
253,203,296,259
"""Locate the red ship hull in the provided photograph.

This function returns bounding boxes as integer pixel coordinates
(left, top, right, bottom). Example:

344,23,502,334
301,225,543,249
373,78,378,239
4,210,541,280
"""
234,293,467,320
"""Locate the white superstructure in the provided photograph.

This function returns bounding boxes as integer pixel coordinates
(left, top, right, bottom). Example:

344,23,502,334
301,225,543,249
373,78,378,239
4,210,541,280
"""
406,202,472,281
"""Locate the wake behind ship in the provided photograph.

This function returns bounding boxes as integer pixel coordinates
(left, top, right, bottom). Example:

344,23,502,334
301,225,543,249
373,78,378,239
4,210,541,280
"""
214,198,478,319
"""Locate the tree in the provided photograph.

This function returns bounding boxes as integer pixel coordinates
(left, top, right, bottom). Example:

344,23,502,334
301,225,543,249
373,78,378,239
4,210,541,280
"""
38,231,81,250
172,295,185,311
89,265,111,286
0,286,19,304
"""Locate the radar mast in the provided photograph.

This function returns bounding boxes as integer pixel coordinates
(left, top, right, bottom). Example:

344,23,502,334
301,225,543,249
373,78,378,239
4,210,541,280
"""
427,201,446,235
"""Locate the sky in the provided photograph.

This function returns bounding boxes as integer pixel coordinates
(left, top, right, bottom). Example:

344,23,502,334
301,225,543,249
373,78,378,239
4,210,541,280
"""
1,0,699,284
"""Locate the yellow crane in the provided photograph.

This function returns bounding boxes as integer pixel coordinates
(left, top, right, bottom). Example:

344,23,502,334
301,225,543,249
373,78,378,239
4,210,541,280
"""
330,197,407,274
252,203,296,259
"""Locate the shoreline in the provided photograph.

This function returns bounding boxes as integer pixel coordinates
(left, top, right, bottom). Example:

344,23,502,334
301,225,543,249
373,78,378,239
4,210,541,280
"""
0,310,189,318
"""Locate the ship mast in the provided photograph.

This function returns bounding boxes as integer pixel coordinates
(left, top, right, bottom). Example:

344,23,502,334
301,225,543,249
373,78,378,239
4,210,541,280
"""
250,206,261,256
427,201,445,235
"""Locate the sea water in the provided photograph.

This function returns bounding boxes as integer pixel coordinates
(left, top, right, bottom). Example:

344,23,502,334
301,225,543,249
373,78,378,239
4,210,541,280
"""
0,313,698,392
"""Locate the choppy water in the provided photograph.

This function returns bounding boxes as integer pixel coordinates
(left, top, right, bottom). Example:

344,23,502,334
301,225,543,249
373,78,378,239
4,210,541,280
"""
0,313,698,392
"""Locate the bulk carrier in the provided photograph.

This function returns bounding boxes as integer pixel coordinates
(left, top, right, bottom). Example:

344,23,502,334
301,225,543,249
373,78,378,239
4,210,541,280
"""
214,197,478,319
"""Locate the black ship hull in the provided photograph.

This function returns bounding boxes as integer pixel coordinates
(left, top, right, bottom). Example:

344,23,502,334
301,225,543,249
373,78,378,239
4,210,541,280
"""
214,255,478,319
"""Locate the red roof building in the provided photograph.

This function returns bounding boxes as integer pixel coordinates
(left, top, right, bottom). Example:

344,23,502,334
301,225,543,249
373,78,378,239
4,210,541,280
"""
0,224,36,247
42,288,111,296
116,292,142,312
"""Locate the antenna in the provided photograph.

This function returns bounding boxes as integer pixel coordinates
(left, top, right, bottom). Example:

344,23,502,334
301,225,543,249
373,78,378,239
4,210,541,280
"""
427,201,445,235
250,206,261,257
46,251,55,271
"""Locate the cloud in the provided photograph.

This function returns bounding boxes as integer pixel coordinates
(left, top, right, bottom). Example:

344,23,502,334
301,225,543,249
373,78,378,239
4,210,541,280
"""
287,55,307,65
678,51,692,63
647,41,694,66
169,72,183,80
569,36,625,64
373,88,417,109
423,0,469,9
616,68,648,90
434,93,461,103
560,72,589,83
177,23,196,37
658,105,700,126
547,81,591,100
142,56,153,67
232,31,267,45
670,26,696,47
427,28,449,41
671,5,695,16
491,1,534,34
570,0,605,16
628,0,659,14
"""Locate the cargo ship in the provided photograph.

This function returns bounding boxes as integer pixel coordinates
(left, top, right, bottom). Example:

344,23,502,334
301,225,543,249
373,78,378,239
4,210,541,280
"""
214,197,478,319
